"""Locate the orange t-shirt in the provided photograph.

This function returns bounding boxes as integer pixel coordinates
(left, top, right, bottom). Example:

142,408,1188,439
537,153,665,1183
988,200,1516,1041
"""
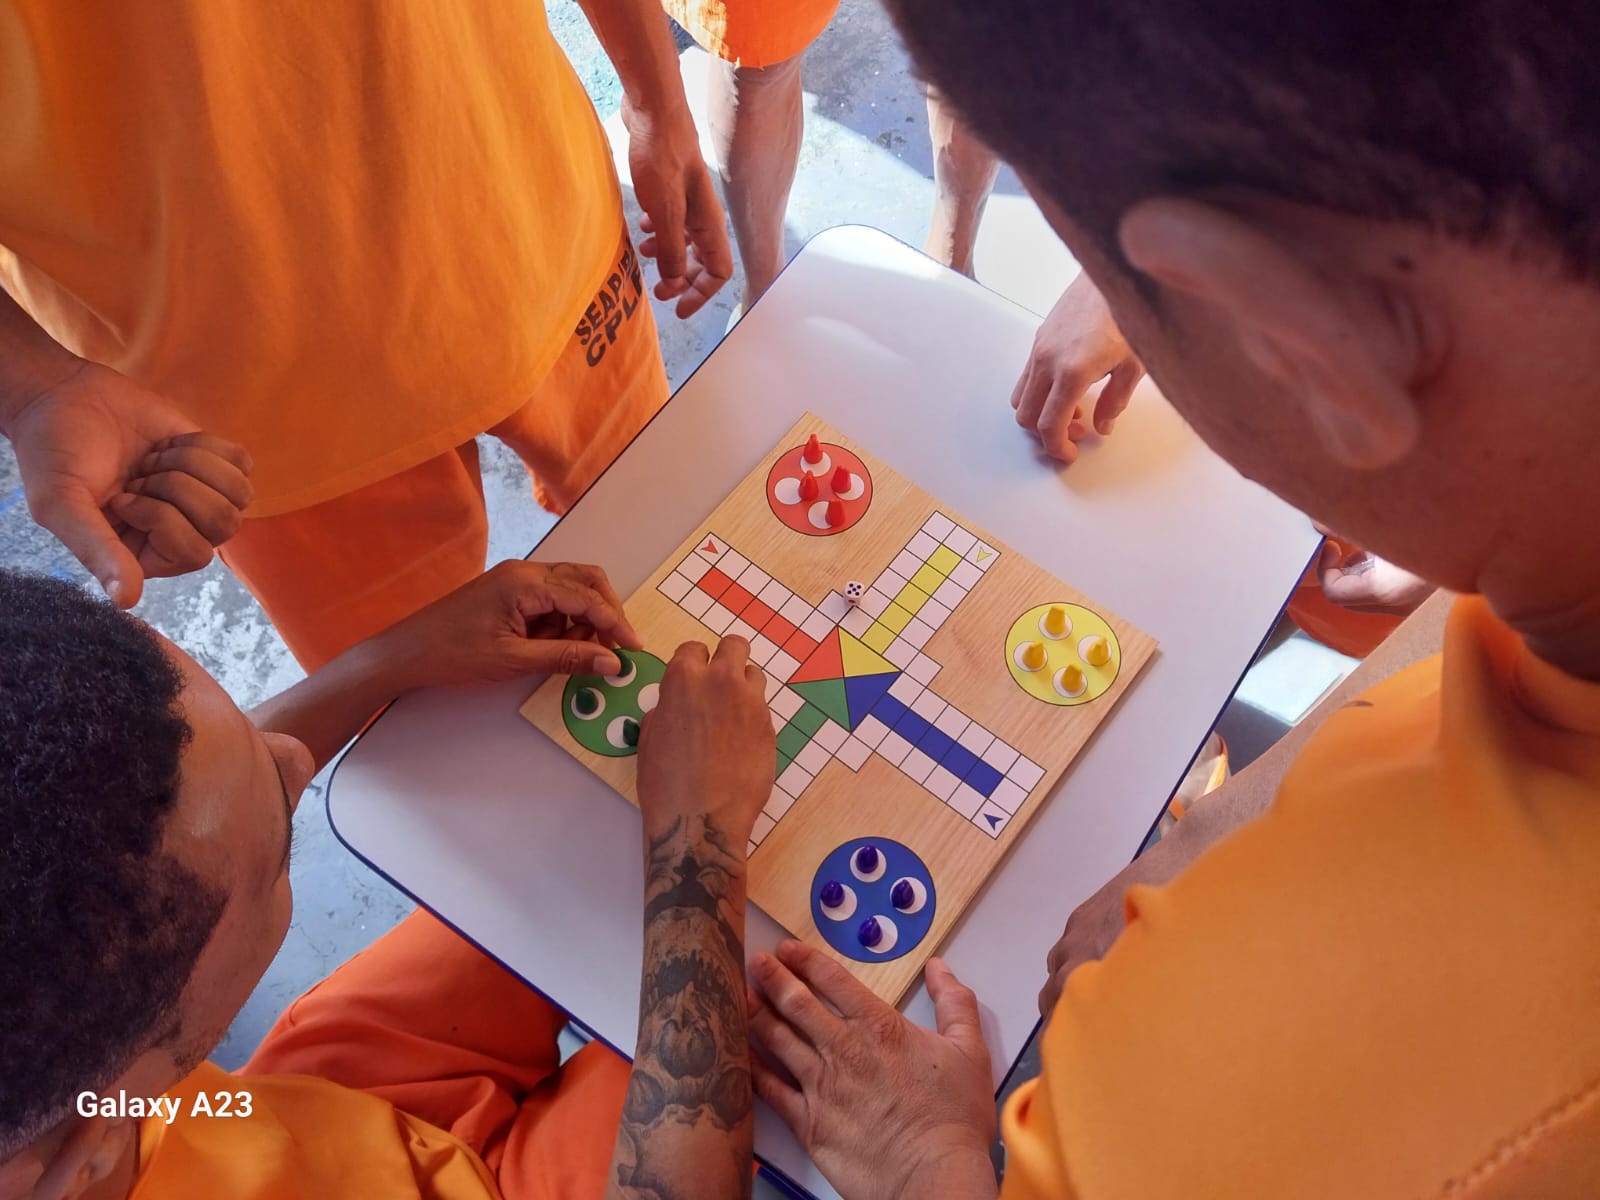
134,1063,500,1200
664,0,840,67
0,2,622,516
1003,597,1600,1197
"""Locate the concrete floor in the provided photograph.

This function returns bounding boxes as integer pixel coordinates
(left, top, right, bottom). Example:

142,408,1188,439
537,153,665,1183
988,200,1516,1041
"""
0,2,1351,1191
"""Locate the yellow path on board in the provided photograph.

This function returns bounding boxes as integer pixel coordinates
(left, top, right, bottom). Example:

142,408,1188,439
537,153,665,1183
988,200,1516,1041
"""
840,629,898,677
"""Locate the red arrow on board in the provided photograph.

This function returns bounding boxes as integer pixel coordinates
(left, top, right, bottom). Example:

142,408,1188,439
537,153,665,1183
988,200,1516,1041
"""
702,538,719,555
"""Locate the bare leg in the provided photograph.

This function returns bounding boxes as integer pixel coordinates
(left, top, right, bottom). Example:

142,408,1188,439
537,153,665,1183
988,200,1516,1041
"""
707,52,806,308
924,87,1001,276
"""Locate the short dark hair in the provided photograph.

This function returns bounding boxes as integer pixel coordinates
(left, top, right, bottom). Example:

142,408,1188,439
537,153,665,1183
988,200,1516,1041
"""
888,2,1600,280
0,571,224,1157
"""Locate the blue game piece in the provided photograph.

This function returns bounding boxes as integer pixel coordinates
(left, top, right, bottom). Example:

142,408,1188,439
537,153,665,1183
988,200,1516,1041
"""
891,879,916,910
854,844,880,874
857,917,883,948
820,880,845,908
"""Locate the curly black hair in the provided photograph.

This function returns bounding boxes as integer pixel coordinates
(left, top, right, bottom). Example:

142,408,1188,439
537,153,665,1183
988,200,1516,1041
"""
0,570,225,1157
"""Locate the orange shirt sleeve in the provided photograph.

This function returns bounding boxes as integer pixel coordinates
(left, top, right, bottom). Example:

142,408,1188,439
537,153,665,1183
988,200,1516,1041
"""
1003,598,1600,1198
134,1063,500,1200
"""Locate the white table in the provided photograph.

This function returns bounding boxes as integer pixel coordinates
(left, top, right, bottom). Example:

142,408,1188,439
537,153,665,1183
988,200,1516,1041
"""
328,226,1320,1199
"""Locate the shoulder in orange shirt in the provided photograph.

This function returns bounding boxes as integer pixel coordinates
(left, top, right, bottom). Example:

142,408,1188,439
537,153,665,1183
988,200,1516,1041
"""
1003,598,1600,1199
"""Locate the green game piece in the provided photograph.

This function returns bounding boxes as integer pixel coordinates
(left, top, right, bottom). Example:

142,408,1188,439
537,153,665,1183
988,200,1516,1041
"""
606,650,638,686
790,677,851,731
561,650,667,758
790,703,827,738
776,721,812,761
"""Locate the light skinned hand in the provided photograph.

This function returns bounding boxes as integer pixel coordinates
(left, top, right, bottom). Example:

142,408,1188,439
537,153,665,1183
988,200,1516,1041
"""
362,559,644,692
637,635,774,844
0,1112,137,1200
748,941,998,1200
1317,536,1435,616
1012,273,1145,463
1036,819,1203,1020
621,97,733,318
4,362,253,607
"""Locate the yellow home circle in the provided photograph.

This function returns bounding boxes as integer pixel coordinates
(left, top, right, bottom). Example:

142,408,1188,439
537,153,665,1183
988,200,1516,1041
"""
1004,603,1120,706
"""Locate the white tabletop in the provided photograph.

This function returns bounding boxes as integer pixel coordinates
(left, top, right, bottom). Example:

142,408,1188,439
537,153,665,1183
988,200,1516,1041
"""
328,226,1320,1200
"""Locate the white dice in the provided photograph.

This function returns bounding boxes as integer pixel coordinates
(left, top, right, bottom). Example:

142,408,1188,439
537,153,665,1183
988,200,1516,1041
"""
844,580,865,605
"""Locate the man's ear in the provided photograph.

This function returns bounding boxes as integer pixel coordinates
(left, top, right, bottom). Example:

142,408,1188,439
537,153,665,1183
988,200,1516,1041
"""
1118,197,1424,468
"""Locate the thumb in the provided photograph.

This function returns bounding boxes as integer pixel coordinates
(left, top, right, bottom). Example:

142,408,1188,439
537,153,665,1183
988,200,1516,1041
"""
503,636,622,678
926,958,987,1058
29,482,144,607
1319,554,1381,609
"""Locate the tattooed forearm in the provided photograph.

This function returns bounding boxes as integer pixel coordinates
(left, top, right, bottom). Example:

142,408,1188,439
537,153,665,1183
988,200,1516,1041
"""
607,815,754,1200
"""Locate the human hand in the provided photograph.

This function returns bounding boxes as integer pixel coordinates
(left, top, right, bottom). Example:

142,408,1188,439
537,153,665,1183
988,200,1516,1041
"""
1036,799,1225,1019
621,97,733,318
1,1113,137,1200
749,942,998,1200
637,636,773,844
1012,273,1145,463
1317,537,1435,617
363,559,644,692
3,362,253,607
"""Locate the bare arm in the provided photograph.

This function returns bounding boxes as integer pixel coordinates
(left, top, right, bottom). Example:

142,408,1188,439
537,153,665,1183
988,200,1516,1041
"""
574,0,687,113
1039,587,1454,1014
248,639,403,772
606,638,775,1200
0,288,80,422
250,561,642,771
609,815,755,1200
573,0,732,316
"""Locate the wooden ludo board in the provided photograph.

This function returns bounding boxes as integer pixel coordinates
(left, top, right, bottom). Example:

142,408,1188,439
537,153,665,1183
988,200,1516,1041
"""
523,416,1155,1003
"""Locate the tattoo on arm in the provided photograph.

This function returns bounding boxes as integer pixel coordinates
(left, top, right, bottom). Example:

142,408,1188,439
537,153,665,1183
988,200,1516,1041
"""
607,815,753,1200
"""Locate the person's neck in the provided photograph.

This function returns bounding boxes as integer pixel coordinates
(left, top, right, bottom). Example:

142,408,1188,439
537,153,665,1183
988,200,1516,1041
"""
1492,579,1600,682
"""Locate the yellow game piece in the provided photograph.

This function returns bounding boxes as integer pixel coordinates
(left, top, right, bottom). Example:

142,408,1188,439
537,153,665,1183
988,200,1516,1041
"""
1017,640,1047,671
1081,635,1111,667
1053,663,1086,697
1043,605,1069,637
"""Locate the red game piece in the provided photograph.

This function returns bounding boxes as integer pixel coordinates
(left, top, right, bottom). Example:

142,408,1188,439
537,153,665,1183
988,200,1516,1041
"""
804,433,821,462
830,465,852,494
799,471,820,501
825,499,845,527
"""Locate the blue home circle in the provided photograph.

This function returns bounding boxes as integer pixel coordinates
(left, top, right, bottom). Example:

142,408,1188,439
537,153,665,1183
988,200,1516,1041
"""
809,837,937,963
